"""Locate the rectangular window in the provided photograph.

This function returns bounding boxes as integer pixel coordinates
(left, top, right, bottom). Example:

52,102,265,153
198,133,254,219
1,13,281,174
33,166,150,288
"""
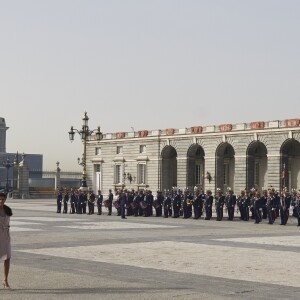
255,162,259,186
139,145,146,153
116,146,123,154
195,164,201,185
95,147,101,155
138,164,146,184
95,164,100,172
115,165,122,184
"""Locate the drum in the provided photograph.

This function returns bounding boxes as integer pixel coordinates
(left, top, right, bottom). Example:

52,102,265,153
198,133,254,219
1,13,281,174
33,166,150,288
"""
113,200,120,209
131,201,137,209
140,200,147,209
153,199,160,209
103,199,109,208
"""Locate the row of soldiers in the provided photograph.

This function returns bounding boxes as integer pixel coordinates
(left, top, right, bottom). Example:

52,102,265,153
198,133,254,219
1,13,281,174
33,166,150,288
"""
56,187,300,226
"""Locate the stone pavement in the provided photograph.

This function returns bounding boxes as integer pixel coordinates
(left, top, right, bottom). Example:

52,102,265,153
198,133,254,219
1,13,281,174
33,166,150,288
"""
1,199,300,299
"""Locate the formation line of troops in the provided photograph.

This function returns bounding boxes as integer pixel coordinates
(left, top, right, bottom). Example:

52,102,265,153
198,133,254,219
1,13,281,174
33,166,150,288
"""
56,186,300,227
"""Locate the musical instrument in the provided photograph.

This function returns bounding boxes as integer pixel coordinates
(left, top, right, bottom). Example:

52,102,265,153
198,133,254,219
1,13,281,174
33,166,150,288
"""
113,200,120,209
153,199,160,209
131,201,137,209
140,200,147,209
103,199,109,208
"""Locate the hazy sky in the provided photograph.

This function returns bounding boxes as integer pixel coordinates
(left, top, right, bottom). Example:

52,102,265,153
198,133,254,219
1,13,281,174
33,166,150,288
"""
1,0,299,170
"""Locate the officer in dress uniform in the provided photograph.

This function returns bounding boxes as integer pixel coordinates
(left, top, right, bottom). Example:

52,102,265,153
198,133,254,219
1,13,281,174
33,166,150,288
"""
155,191,164,217
215,189,225,221
70,189,77,214
253,191,263,224
88,190,96,215
193,189,204,220
163,191,172,218
266,189,276,224
204,190,213,220
97,190,103,215
126,189,134,216
56,190,63,213
226,189,236,221
242,190,251,221
63,190,69,214
119,189,127,219
183,190,193,219
172,190,181,218
107,189,113,216
280,187,291,225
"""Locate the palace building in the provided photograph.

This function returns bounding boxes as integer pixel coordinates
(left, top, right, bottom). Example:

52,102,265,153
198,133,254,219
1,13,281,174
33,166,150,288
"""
85,118,300,195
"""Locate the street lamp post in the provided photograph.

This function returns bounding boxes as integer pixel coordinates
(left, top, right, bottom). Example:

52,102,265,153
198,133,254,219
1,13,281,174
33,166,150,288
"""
68,112,103,189
3,157,13,194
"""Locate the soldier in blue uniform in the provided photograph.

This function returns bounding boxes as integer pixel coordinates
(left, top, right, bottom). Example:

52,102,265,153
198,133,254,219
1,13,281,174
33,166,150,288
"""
193,189,204,220
280,187,291,225
163,191,172,218
226,189,236,221
155,191,164,217
172,190,181,218
183,190,193,219
204,190,213,220
82,190,87,214
88,190,95,215
119,189,127,219
126,190,134,216
96,190,103,215
215,189,225,221
56,190,63,213
266,189,276,224
63,190,69,214
253,191,262,224
70,189,77,214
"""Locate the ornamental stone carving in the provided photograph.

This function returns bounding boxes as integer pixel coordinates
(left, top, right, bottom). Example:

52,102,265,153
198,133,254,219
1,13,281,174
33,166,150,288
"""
284,119,300,128
116,132,125,139
166,128,175,135
138,130,148,137
219,124,232,132
190,126,203,134
250,121,265,130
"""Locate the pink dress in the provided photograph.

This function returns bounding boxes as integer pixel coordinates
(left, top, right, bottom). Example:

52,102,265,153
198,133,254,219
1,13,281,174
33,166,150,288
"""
0,213,11,260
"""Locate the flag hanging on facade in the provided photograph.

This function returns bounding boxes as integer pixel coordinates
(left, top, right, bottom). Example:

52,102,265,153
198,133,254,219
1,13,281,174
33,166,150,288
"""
282,163,286,179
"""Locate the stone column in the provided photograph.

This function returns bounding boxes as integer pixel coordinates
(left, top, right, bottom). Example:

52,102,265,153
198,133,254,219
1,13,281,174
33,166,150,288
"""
267,154,281,191
234,155,247,194
177,157,187,190
55,161,61,190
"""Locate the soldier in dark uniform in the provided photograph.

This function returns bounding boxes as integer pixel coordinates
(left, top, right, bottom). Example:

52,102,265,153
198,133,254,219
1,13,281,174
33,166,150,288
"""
295,191,300,226
204,190,213,220
280,187,291,225
163,191,172,218
119,189,127,219
107,189,113,216
291,189,297,217
56,190,63,213
97,190,103,215
215,189,225,221
274,190,280,219
266,189,276,224
77,190,83,214
155,191,164,217
242,190,251,221
183,190,193,219
193,189,204,220
226,189,236,221
126,190,134,216
261,189,268,219
253,191,262,224
88,190,96,215
236,191,244,220
70,189,77,214
172,190,181,218
82,190,87,214
137,190,145,216
63,190,69,214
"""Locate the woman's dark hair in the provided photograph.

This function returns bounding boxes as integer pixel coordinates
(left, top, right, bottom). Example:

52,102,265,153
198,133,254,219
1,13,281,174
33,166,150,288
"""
0,192,7,199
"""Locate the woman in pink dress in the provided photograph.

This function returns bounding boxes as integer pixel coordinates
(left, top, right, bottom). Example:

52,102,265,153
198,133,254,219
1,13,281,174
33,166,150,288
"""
0,192,12,289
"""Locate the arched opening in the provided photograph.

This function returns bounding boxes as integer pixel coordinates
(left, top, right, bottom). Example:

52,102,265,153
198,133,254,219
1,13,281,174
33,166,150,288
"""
281,139,300,191
215,143,235,193
161,146,177,191
246,141,268,191
187,144,205,190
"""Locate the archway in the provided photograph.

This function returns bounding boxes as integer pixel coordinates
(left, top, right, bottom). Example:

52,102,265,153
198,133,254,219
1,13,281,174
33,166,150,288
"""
246,141,268,191
161,146,177,191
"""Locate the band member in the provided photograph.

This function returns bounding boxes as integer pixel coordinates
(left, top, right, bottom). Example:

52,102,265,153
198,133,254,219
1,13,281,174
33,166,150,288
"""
193,189,204,220
261,189,268,219
241,190,251,221
70,189,77,214
82,190,87,214
226,189,236,221
236,191,244,220
280,187,291,225
137,190,145,216
249,188,256,219
132,191,139,217
63,190,69,214
215,189,225,221
97,190,103,215
155,191,164,217
126,189,134,216
266,189,276,224
183,190,193,219
172,190,181,218
253,191,262,224
107,189,113,216
119,190,127,219
204,190,213,220
88,190,95,215
146,190,154,217
163,191,172,218
56,190,63,213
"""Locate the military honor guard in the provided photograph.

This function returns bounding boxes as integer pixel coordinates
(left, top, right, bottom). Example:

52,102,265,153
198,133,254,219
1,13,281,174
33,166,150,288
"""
225,188,236,221
280,187,291,225
172,190,181,218
119,189,127,219
97,190,103,215
253,191,263,224
295,191,300,226
204,190,213,220
56,190,63,213
70,189,77,214
163,191,172,218
126,190,134,216
215,188,225,221
183,190,193,219
266,189,276,224
62,190,69,214
154,191,164,217
193,189,204,220
107,189,113,216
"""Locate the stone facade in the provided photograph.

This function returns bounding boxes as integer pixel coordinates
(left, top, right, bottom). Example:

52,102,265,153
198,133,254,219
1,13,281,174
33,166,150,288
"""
85,119,300,195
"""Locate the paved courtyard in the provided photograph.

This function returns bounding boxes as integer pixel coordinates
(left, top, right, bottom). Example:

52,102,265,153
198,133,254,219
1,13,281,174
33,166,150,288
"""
1,199,300,299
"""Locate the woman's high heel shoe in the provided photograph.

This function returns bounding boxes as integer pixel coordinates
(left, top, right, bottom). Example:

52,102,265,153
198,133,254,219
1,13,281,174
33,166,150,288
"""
2,280,10,289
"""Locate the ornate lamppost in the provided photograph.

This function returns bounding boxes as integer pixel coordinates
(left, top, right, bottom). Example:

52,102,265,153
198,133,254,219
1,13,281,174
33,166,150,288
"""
3,157,13,194
68,112,103,189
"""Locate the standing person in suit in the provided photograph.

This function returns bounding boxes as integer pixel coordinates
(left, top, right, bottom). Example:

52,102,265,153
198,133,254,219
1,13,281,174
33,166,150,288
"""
215,189,225,221
204,190,213,220
163,191,172,218
97,190,103,215
63,190,69,214
226,189,236,221
56,190,63,213
0,192,12,289
120,190,127,219
107,189,113,216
